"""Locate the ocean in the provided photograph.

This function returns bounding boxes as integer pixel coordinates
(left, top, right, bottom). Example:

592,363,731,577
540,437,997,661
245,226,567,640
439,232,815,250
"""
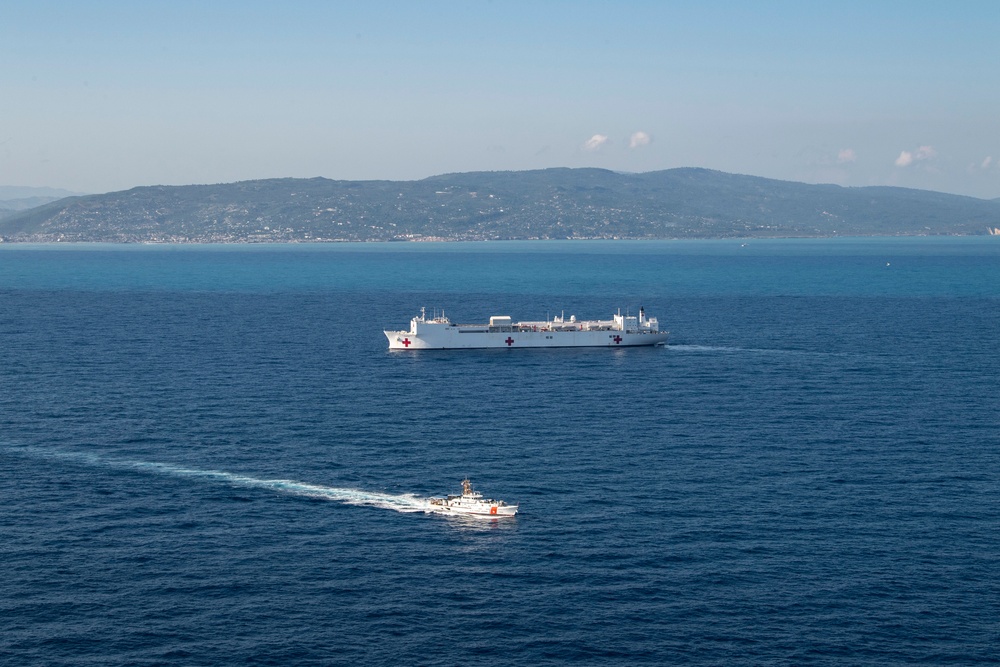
2,238,999,665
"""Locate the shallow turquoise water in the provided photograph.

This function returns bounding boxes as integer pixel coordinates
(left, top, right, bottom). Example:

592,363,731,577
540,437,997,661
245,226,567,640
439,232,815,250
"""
2,238,998,296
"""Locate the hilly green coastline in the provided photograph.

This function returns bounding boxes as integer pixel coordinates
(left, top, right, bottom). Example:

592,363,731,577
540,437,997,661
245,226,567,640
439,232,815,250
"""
2,168,998,243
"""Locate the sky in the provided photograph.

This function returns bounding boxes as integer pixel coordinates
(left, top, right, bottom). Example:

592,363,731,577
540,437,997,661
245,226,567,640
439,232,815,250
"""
3,1,1000,198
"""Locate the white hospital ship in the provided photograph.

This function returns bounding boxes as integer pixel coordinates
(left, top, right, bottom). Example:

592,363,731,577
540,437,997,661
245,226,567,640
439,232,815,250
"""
385,307,668,349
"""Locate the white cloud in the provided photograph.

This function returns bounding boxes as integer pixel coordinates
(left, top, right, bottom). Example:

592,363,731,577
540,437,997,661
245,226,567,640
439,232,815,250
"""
895,145,936,168
583,134,609,151
629,131,651,149
982,156,993,169
837,148,856,164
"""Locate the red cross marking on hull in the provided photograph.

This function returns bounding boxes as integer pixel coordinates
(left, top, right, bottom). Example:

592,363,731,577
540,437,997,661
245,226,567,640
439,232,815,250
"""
505,337,515,346
402,338,412,347
613,335,622,344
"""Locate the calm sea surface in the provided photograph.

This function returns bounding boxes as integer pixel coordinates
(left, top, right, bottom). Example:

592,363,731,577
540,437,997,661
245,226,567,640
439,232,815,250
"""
2,239,999,665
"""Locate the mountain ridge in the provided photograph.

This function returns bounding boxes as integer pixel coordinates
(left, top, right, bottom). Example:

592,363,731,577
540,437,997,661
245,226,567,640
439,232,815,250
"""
2,168,998,242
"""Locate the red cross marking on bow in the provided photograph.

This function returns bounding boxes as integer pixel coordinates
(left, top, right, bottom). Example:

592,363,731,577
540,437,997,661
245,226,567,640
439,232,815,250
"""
401,338,412,347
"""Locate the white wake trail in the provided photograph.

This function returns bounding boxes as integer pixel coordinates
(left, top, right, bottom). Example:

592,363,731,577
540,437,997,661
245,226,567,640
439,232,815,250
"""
9,446,430,514
131,461,431,513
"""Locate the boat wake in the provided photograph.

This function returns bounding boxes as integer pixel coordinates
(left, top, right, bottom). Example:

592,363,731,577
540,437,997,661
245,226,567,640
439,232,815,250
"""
670,344,851,357
5,445,430,514
669,344,748,353
135,462,432,513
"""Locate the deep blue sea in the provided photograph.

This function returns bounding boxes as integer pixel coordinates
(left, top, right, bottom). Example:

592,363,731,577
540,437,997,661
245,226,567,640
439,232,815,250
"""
2,238,999,665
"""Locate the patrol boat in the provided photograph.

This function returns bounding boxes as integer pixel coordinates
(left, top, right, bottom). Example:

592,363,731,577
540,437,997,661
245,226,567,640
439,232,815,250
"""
385,307,668,349
426,479,518,518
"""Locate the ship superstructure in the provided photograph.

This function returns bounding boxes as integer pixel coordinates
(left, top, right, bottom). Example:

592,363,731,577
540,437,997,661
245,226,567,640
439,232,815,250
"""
385,307,668,349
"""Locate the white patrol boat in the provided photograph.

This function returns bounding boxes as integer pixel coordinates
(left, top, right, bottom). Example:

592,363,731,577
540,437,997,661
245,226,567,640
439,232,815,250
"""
426,479,518,518
385,307,668,349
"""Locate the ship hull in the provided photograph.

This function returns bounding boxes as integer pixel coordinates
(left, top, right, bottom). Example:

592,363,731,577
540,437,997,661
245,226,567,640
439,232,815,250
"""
426,504,519,517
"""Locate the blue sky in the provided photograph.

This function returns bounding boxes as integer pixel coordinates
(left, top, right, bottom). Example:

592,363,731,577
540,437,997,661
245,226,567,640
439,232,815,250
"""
3,1,999,197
